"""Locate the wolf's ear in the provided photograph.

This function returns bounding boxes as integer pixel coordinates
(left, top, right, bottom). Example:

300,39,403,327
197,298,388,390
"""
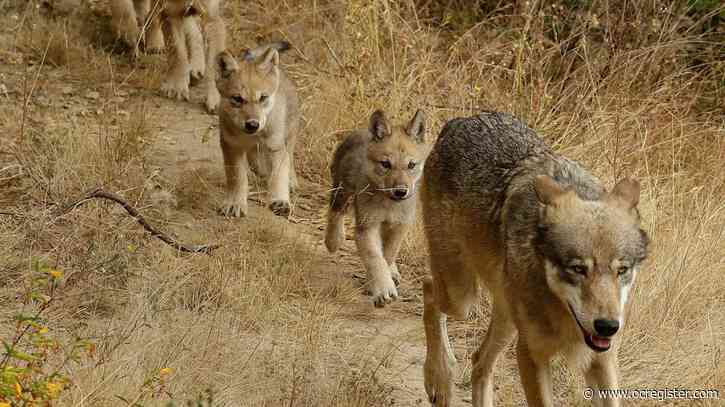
534,175,568,206
216,50,238,80
369,110,390,142
608,178,640,209
257,48,279,74
406,109,426,144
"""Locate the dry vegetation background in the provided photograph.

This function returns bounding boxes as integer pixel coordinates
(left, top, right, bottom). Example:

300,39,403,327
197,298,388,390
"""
0,0,724,405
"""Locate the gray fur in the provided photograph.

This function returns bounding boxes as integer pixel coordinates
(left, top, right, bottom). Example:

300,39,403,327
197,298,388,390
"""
421,111,649,406
242,41,292,62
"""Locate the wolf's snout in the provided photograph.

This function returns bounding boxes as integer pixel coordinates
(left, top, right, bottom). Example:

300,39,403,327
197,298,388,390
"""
244,120,260,133
593,318,619,337
392,186,409,200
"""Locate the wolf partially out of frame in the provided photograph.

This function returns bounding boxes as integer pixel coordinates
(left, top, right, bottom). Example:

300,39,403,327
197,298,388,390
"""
421,112,649,407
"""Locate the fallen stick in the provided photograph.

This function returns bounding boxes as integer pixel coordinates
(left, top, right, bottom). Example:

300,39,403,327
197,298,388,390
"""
63,188,220,255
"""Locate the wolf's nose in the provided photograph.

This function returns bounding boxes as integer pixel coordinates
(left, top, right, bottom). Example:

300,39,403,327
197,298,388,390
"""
393,188,408,199
594,319,619,337
245,120,260,133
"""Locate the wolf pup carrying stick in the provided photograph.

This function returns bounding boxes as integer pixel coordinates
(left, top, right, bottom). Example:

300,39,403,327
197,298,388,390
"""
325,110,428,307
214,42,299,218
421,112,649,407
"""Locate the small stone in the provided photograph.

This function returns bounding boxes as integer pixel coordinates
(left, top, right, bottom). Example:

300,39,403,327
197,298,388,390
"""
85,90,100,100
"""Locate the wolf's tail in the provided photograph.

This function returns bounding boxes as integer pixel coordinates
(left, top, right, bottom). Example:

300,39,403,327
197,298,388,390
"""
242,41,292,61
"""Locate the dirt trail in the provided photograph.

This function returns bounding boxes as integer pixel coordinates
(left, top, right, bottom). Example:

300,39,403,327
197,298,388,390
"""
144,88,472,406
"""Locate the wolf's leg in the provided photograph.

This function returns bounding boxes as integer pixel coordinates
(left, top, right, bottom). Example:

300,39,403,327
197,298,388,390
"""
267,147,291,217
382,223,408,286
285,123,298,192
516,340,554,407
161,14,190,100
143,0,165,53
287,148,298,192
471,299,516,407
356,222,397,307
584,352,620,407
184,16,205,83
202,0,226,113
110,0,140,54
423,277,455,407
133,0,151,27
325,186,351,253
134,0,150,26
133,0,157,53
220,145,248,217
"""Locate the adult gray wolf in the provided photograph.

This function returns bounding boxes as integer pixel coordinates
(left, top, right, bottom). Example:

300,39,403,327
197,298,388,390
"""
421,112,649,407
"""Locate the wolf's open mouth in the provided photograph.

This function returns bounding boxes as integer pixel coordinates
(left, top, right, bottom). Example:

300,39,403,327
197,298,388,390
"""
568,303,612,353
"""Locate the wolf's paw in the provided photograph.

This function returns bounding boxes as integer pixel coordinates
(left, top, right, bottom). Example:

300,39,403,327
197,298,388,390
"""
205,88,221,114
324,227,343,253
161,76,190,101
390,264,401,287
269,201,290,217
144,35,164,54
145,46,164,55
369,275,398,308
219,199,247,218
189,67,204,86
424,357,453,407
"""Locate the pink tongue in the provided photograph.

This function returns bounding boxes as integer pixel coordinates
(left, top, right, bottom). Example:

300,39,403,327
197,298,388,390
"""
591,335,611,348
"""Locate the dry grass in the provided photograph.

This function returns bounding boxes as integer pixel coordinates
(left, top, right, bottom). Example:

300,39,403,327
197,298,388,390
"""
1,0,723,405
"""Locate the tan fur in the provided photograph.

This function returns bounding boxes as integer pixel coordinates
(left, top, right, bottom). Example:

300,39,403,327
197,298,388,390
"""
325,110,429,307
214,44,299,218
109,0,173,55
109,0,226,112
421,112,649,406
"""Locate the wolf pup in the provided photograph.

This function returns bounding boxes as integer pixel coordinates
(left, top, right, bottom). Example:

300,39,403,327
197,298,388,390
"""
325,110,428,307
214,42,299,218
421,112,649,407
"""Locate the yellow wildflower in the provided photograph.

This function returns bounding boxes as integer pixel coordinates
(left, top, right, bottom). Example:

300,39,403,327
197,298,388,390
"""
48,269,63,279
14,382,22,397
159,367,173,376
46,381,63,398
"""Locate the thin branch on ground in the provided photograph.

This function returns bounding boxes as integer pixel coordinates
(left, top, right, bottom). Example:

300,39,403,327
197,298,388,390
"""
62,188,220,255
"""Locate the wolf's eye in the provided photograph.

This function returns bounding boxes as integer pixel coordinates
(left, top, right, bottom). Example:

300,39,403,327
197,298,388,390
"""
259,94,268,103
569,265,588,276
231,95,246,106
408,161,417,169
617,266,629,276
